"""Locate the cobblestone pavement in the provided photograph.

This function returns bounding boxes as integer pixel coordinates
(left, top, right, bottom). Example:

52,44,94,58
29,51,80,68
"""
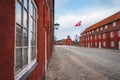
45,45,120,80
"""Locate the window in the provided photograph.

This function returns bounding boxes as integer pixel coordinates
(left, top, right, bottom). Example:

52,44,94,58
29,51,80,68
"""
92,30,94,33
15,0,37,79
103,42,106,47
95,35,97,40
103,33,107,39
91,36,92,40
105,25,108,29
118,30,120,37
98,34,101,39
113,21,117,26
100,27,103,30
96,28,99,32
90,31,91,34
110,31,114,38
30,2,37,60
87,32,89,35
95,42,97,46
86,37,87,41
111,41,114,47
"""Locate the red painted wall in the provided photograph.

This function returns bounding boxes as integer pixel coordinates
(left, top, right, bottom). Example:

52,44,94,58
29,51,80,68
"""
0,0,15,79
80,19,120,49
28,0,54,80
66,38,72,45
0,0,54,80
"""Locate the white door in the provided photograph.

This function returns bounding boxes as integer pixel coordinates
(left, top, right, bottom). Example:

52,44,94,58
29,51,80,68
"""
99,42,101,49
119,41,120,50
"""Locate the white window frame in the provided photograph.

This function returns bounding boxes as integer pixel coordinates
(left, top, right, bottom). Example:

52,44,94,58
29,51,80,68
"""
100,27,103,30
103,33,106,39
98,34,101,39
113,21,117,26
111,41,114,47
91,36,92,40
15,0,38,79
97,28,99,32
118,30,120,37
110,31,114,38
105,25,108,29
103,42,106,47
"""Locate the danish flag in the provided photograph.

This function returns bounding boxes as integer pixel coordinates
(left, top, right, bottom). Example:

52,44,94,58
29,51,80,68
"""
75,21,81,27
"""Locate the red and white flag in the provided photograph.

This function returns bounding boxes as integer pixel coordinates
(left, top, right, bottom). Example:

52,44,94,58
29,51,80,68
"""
75,21,81,27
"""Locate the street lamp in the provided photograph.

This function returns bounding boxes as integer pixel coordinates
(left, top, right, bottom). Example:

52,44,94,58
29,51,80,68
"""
54,23,60,30
54,23,60,44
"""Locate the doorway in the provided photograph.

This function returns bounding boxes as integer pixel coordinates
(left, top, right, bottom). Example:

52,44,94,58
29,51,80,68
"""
99,42,101,49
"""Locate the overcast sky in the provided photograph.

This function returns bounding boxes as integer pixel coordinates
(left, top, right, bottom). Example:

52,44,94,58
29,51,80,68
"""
55,0,120,41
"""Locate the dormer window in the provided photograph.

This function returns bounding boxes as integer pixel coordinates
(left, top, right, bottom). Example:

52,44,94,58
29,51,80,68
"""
105,25,108,29
96,28,99,32
113,21,117,26
100,27,103,30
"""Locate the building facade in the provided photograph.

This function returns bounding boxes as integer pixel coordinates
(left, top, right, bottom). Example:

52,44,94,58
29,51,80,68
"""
66,36,72,46
80,11,120,50
55,39,66,45
0,0,54,80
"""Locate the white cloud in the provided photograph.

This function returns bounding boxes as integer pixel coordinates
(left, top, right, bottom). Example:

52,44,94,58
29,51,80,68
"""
55,0,120,40
55,8,120,40
56,8,119,30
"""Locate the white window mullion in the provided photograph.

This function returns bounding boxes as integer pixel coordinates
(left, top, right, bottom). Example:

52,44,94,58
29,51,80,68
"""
28,0,31,68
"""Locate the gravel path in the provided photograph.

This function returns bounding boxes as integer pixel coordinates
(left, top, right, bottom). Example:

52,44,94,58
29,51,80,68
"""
45,45,120,80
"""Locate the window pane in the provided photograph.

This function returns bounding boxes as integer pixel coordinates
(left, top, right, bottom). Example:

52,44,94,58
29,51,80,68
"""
31,47,36,60
118,30,120,37
16,1,22,24
24,0,28,9
31,21,36,32
15,48,22,71
23,29,28,46
16,25,22,47
34,21,36,33
31,33,36,45
32,19,34,32
23,48,28,66
33,7,36,19
30,3,34,16
23,9,28,28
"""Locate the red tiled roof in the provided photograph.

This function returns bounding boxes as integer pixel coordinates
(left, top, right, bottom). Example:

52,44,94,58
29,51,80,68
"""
81,11,120,34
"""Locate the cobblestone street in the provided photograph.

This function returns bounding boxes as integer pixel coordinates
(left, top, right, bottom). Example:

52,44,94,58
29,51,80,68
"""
45,45,120,80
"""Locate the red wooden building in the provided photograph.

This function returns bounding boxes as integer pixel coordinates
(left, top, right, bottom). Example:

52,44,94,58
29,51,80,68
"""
80,11,120,50
55,39,66,45
0,0,54,80
66,36,72,46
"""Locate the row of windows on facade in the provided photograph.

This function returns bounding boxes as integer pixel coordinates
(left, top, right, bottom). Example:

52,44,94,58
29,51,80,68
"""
81,21,117,36
15,0,37,79
81,41,115,47
81,30,120,41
